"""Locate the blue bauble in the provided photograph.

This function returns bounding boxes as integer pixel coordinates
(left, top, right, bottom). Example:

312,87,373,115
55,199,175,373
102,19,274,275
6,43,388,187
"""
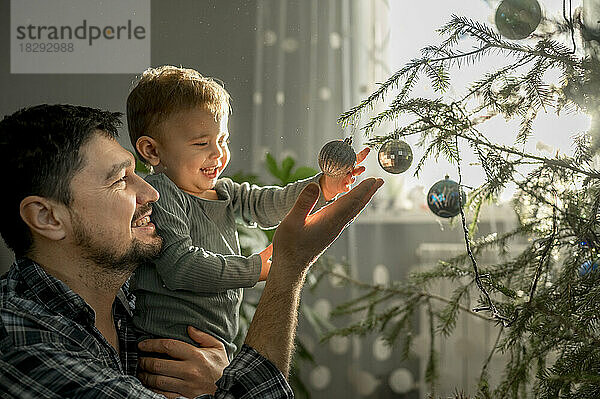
427,176,466,218
579,260,599,276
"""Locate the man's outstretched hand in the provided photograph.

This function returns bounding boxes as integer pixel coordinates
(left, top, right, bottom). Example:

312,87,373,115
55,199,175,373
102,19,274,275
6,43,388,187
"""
273,177,384,279
245,177,383,377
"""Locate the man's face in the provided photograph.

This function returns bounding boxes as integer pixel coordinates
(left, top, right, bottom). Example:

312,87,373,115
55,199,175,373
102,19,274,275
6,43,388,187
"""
67,133,162,272
156,107,230,198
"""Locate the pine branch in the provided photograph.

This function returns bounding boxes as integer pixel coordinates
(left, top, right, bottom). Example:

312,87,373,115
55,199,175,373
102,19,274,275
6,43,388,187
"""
478,326,504,395
323,269,493,322
453,130,600,179
528,203,558,303
425,300,439,389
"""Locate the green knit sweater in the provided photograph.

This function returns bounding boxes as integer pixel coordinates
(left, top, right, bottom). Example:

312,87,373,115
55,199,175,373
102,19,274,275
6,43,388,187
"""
131,173,325,357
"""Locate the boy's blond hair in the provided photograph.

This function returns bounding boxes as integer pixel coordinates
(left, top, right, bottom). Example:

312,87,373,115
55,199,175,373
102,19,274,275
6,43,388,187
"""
127,65,231,161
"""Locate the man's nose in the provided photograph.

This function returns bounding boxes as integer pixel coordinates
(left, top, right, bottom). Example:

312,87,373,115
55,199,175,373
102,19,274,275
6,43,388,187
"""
136,175,159,204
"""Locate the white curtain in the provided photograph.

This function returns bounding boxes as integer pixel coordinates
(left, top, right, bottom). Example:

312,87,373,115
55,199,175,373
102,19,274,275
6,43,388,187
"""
250,0,391,178
250,2,409,398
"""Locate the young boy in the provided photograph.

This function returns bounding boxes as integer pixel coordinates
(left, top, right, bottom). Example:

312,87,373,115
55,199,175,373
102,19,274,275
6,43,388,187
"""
127,65,368,358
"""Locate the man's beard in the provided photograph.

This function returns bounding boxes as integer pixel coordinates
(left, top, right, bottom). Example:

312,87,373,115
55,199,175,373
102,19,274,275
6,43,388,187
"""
71,205,162,276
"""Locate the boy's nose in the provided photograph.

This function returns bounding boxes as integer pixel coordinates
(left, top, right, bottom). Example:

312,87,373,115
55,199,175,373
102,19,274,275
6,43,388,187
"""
210,143,223,159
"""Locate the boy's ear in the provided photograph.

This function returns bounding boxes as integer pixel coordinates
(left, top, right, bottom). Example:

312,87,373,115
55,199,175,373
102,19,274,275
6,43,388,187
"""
20,196,67,242
136,136,161,167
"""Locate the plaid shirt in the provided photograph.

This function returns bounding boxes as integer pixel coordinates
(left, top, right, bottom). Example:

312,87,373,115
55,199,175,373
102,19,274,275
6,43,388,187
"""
0,258,293,398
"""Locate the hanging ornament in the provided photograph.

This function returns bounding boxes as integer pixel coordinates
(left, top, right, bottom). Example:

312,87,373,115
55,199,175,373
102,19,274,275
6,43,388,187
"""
377,139,413,174
427,175,466,218
579,259,599,276
495,0,542,40
318,137,356,177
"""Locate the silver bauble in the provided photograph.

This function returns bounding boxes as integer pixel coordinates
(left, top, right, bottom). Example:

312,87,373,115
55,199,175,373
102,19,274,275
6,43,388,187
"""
495,0,542,40
377,139,413,174
318,137,356,177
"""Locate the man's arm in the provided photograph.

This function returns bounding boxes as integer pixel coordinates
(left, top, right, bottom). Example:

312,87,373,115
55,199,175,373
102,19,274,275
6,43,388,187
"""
136,328,293,399
0,344,166,398
245,178,383,375
1,336,285,399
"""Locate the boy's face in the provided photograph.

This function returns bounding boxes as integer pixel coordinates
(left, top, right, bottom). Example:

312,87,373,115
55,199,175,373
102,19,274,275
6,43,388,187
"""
156,106,230,197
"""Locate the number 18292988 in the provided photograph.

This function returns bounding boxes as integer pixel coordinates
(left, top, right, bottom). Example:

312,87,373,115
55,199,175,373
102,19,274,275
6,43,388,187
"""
19,42,74,52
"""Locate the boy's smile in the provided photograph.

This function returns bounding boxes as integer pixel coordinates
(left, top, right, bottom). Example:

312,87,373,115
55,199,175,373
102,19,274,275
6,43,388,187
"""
154,106,230,199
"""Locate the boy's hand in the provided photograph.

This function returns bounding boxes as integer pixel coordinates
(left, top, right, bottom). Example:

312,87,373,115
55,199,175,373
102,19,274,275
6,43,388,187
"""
319,147,370,201
137,327,228,398
259,244,273,281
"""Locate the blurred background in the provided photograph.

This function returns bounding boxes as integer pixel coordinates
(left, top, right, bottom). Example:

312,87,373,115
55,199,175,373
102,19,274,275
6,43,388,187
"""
0,0,591,397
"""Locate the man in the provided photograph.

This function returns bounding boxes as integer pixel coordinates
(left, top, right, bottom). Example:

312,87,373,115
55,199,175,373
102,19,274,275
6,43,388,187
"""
0,104,382,398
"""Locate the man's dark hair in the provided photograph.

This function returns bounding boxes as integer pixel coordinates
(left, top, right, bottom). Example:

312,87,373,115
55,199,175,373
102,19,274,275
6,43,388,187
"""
0,104,122,257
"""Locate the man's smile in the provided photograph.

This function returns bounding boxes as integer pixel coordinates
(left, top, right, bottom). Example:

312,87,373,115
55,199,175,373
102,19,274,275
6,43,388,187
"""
132,215,151,228
131,205,154,230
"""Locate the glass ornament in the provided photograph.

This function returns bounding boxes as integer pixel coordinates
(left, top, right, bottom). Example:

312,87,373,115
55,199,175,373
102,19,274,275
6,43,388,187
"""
579,260,599,276
495,0,542,40
427,175,466,218
318,137,356,177
377,139,413,174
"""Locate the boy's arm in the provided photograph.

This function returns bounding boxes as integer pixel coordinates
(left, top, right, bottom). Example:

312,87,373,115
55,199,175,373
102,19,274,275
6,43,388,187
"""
227,175,328,229
229,147,369,228
146,176,261,293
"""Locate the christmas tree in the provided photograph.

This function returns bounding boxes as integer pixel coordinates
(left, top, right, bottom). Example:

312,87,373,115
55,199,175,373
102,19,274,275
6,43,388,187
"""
321,1,600,397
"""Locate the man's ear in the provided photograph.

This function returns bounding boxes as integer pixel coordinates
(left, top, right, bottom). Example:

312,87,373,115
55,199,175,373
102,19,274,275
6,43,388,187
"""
19,196,67,242
136,136,161,167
